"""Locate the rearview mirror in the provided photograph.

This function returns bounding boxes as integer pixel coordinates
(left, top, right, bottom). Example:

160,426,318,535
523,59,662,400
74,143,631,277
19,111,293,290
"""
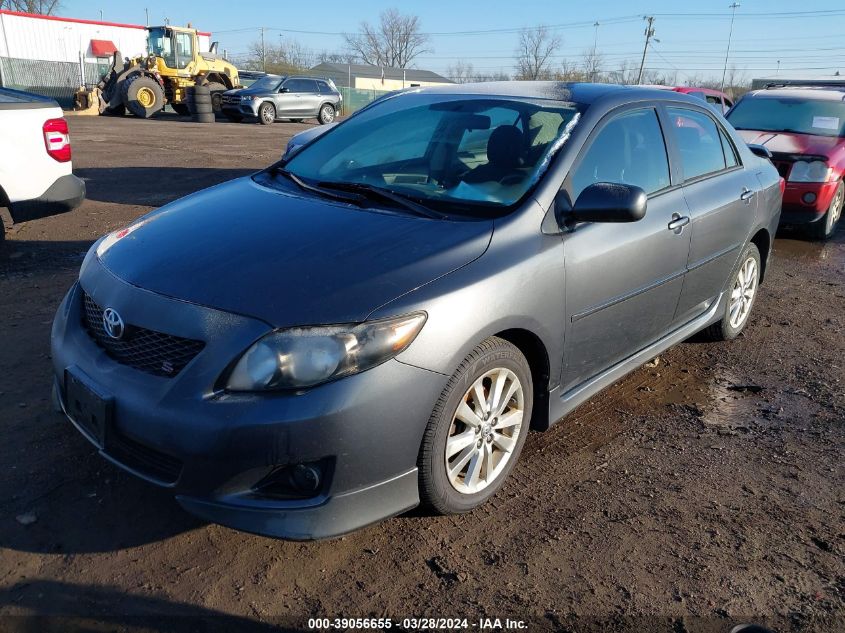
559,182,647,225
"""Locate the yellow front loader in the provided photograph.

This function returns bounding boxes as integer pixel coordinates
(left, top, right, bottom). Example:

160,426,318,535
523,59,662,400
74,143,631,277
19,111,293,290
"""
96,25,240,118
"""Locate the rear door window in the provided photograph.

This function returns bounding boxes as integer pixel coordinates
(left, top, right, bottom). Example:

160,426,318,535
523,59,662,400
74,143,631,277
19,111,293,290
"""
284,78,318,93
316,80,333,94
570,108,671,199
666,107,729,180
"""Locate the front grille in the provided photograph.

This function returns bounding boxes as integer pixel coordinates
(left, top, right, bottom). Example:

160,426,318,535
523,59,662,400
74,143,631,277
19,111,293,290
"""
81,292,204,378
222,95,241,105
772,160,792,179
108,430,183,484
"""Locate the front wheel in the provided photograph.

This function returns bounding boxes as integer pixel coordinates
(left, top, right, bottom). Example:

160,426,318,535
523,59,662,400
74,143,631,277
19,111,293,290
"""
808,180,843,241
702,242,761,341
258,102,275,125
317,103,335,125
418,337,532,515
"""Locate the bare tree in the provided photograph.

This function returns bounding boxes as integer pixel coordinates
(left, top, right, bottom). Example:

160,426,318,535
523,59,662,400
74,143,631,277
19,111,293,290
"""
555,59,587,82
607,60,639,85
581,47,604,82
343,8,431,68
246,38,315,74
317,50,359,65
514,26,561,80
0,0,60,12
446,60,476,83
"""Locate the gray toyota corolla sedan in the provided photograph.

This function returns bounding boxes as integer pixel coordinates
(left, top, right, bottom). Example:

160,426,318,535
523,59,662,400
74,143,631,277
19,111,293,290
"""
51,82,782,539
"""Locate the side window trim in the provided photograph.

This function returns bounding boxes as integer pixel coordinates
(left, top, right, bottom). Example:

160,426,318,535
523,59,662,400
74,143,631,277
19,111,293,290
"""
564,104,674,201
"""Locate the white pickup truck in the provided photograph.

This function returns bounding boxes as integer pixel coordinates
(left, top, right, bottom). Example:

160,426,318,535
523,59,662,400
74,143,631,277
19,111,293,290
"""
0,88,85,244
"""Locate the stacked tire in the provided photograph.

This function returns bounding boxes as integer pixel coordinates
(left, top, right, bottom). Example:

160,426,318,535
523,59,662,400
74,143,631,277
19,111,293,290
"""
187,86,215,124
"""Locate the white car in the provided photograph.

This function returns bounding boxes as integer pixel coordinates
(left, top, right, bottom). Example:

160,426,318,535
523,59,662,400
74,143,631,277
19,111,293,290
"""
0,88,85,244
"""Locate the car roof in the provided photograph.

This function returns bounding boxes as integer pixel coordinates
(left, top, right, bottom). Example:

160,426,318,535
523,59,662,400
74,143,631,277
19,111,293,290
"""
397,81,707,107
745,86,845,102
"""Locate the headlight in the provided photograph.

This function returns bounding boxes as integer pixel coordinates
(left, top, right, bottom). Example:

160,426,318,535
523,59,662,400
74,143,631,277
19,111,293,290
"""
226,312,426,391
789,160,832,183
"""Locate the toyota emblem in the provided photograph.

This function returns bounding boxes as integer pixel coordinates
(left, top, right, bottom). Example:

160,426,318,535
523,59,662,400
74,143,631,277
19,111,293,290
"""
102,307,125,340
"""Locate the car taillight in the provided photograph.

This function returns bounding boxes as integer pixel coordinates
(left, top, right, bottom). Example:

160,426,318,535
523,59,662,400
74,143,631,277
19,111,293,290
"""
779,177,786,195
43,118,71,162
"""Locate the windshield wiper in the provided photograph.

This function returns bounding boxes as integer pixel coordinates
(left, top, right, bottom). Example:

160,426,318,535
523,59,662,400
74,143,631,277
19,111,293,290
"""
273,168,365,205
317,181,448,220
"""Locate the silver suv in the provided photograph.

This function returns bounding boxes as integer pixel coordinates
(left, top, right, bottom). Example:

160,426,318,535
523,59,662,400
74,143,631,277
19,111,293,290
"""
221,75,342,125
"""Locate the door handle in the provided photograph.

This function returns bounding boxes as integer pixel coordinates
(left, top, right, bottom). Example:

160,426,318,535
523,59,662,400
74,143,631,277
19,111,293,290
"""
740,188,756,202
668,214,690,232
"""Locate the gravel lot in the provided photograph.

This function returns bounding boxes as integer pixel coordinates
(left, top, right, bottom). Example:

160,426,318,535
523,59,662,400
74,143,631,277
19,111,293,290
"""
1,114,843,633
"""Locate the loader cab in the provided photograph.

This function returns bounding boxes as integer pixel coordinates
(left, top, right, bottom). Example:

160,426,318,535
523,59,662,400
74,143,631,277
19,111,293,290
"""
147,26,196,70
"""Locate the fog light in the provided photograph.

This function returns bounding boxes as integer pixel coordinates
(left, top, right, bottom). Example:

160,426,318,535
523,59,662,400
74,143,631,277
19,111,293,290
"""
802,192,817,205
292,464,321,493
252,459,330,500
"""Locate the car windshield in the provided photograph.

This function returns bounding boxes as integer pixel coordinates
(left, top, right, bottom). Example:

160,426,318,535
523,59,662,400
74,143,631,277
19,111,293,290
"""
276,94,582,215
727,96,845,138
147,27,170,58
249,76,283,92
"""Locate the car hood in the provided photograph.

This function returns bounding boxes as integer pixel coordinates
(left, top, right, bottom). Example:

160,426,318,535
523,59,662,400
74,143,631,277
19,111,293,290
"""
736,129,844,159
95,177,493,327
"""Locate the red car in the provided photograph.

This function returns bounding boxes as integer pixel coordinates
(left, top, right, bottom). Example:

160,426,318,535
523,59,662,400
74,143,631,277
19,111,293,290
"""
727,84,845,240
645,86,734,113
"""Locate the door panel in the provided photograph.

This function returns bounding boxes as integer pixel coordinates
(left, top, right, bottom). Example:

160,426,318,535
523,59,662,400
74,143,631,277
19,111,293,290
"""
559,107,690,392
664,106,758,323
562,189,691,391
674,170,757,322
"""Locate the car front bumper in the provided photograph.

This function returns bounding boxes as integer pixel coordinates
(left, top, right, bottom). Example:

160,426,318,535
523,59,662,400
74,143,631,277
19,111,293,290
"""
8,173,85,223
50,259,447,539
222,101,260,117
779,180,839,225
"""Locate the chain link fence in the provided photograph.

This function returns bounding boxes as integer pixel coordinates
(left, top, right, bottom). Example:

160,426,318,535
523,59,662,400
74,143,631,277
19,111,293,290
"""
339,87,390,116
0,57,104,108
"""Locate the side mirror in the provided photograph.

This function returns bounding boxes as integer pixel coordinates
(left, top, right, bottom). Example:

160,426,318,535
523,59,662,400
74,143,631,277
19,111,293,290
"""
558,182,647,226
279,87,289,93
747,144,773,160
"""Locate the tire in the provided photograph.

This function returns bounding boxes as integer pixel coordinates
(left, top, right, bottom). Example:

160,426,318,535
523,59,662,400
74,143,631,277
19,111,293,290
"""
171,103,190,116
418,337,533,515
224,113,243,122
317,103,335,125
189,85,211,97
808,180,844,241
205,82,227,112
192,112,216,124
702,242,761,342
190,102,213,115
258,102,275,125
122,75,164,118
104,103,125,116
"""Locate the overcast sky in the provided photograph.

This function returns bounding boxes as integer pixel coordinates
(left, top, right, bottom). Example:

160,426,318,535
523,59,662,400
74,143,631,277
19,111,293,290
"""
61,0,845,81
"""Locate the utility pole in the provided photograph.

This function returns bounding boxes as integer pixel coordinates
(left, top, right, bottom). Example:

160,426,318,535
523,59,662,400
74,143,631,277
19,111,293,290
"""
636,16,655,85
260,27,266,73
593,21,599,51
721,2,740,92
776,60,781,76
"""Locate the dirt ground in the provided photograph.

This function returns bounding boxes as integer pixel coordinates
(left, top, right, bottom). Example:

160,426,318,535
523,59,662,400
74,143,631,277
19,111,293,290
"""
0,114,843,633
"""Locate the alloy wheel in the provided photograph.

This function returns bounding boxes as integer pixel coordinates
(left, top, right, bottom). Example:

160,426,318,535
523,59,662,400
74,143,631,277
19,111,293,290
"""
444,368,525,494
728,256,758,329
